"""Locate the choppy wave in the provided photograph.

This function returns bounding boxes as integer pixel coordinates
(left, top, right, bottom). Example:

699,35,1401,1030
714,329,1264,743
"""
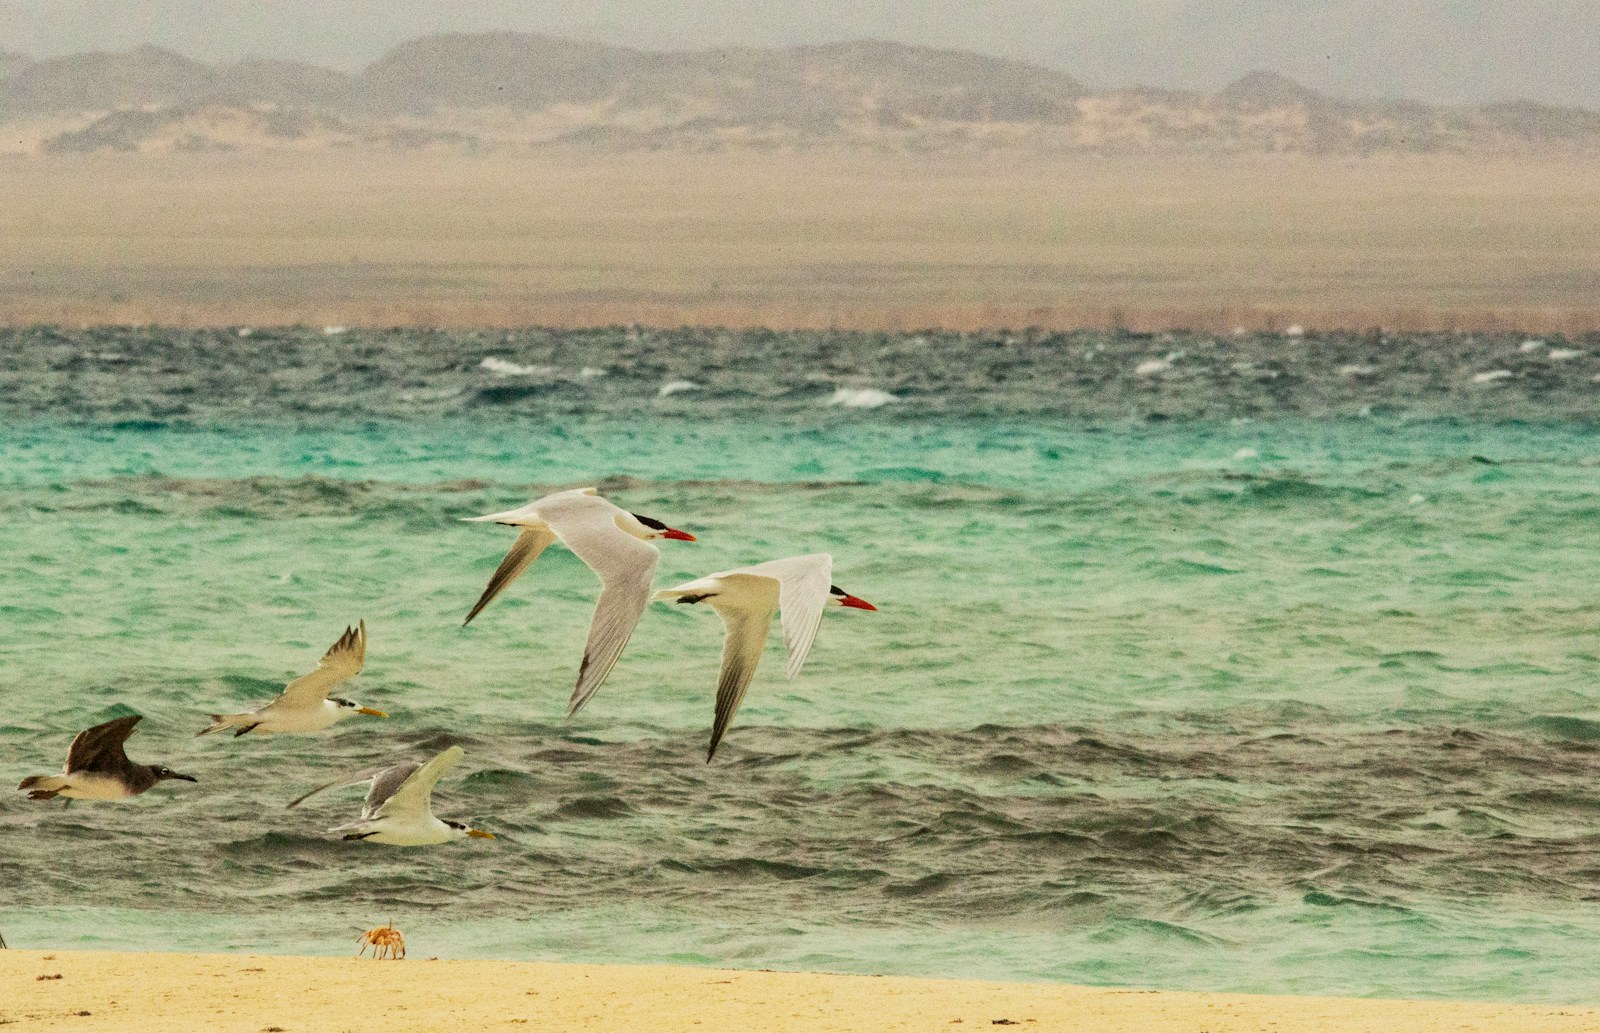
6,325,1600,424
6,329,1600,1001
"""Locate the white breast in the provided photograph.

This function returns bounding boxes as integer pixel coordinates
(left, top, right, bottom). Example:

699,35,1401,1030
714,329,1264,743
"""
254,698,344,733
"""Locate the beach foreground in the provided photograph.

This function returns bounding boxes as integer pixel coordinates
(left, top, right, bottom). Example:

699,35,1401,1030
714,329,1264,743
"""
1,950,1595,1033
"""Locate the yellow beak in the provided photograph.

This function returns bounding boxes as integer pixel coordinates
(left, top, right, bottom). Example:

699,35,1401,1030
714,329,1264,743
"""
357,707,389,717
467,828,496,839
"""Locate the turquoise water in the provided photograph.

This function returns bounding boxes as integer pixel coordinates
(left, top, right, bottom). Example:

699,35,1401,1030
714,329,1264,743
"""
3,327,1600,1002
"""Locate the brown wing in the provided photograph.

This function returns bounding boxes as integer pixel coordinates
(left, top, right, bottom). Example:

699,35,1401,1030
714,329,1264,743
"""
64,714,143,773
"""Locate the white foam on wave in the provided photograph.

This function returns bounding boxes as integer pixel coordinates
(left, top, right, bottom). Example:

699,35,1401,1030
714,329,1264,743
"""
236,327,254,338
1340,364,1377,377
479,356,549,377
658,379,701,397
579,366,608,379
827,387,898,408
1549,348,1583,360
1519,339,1546,353
1136,352,1180,377
322,325,346,336
1284,324,1305,338
1472,370,1514,384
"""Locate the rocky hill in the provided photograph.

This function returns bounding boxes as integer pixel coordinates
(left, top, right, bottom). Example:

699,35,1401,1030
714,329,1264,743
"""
4,33,1597,156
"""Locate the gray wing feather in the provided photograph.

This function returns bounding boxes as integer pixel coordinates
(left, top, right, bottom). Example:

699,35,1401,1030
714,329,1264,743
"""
284,761,409,810
706,608,772,761
464,527,556,625
563,537,658,718
363,762,423,818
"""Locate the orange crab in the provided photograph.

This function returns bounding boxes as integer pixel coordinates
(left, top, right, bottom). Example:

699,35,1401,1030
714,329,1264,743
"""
356,921,405,960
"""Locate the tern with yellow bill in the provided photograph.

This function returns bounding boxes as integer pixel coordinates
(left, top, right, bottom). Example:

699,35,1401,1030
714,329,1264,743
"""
197,621,386,736
288,745,495,846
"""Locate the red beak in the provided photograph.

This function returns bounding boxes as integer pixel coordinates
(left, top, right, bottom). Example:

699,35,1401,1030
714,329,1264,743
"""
662,528,697,541
839,594,877,611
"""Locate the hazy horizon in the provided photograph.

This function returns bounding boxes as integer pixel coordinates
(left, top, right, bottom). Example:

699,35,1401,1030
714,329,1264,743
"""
3,0,1598,108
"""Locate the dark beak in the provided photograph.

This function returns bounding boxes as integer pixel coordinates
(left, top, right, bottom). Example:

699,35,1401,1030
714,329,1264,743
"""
170,772,199,783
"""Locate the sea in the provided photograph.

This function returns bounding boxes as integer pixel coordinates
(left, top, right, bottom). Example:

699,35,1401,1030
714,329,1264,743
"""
2,324,1599,1003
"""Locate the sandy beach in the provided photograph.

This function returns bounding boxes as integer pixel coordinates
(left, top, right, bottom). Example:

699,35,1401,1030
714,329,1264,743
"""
4,151,1599,333
0,949,1594,1033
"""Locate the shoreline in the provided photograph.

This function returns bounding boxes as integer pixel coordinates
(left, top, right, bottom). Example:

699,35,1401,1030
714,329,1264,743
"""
2,949,1596,1033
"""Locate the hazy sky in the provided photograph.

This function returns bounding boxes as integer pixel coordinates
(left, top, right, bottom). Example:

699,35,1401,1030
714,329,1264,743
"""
3,0,1596,107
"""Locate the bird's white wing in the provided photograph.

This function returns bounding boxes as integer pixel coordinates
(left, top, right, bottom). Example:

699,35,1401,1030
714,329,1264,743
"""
729,554,833,681
551,507,660,717
373,746,464,822
463,526,557,625
772,555,832,681
706,603,774,761
280,621,367,708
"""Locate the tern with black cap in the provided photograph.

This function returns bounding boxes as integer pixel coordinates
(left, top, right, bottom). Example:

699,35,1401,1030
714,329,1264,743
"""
197,621,386,737
653,553,876,760
287,745,495,847
462,487,695,717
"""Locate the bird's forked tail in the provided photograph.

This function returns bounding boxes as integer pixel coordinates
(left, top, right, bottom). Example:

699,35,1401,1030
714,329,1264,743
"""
196,713,258,737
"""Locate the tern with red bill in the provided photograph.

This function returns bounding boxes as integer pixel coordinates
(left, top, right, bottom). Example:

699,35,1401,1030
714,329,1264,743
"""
463,487,696,716
653,553,876,760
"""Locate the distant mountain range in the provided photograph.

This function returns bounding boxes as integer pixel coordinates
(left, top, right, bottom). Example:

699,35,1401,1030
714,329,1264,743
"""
3,33,1596,156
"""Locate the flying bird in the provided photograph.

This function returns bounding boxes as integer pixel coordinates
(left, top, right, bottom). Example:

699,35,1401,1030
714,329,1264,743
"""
653,553,875,760
463,487,695,717
18,714,197,801
197,621,386,736
287,745,494,847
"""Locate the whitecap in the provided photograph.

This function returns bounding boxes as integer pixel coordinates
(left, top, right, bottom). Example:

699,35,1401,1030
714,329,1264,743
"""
658,379,701,397
579,366,608,379
1136,352,1179,376
1408,494,1426,505
1284,324,1305,338
1340,364,1377,377
236,327,254,338
1233,448,1259,460
1472,370,1513,384
1518,339,1546,353
827,387,898,408
479,356,548,377
1549,348,1583,360
322,325,346,336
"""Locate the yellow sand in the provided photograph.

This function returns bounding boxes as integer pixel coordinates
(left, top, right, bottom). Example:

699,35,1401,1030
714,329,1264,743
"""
1,950,1594,1033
